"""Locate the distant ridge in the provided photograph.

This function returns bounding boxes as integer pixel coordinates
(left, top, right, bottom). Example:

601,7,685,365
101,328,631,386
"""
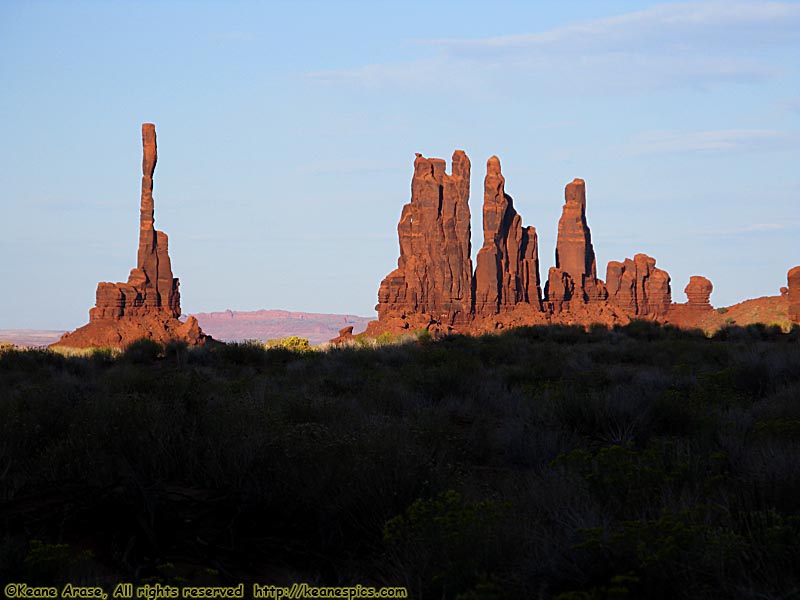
0,330,66,348
188,310,373,345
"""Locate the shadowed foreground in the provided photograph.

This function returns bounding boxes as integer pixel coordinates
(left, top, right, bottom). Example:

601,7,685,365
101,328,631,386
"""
2,324,800,599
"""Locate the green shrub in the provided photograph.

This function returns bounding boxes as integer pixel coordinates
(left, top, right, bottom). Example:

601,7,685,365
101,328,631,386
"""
415,328,433,344
265,335,313,352
384,490,509,598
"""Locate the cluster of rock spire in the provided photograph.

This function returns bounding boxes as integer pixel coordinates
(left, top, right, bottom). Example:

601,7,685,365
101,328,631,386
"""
367,150,767,335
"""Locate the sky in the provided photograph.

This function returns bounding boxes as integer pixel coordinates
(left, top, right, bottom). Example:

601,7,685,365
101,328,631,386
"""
1,0,798,329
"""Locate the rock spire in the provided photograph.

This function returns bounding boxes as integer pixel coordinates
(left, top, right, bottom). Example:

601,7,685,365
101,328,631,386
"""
545,179,606,310
474,156,541,315
53,124,211,349
374,151,473,330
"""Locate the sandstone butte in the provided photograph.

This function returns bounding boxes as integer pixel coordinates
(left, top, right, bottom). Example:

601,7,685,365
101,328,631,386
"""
366,151,798,337
52,124,212,349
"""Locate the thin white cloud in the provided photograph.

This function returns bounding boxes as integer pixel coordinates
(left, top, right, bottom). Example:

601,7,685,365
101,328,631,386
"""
626,129,796,155
305,1,798,92
690,221,800,236
427,2,800,53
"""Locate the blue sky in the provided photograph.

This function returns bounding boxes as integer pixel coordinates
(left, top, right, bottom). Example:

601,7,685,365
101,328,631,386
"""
1,0,798,329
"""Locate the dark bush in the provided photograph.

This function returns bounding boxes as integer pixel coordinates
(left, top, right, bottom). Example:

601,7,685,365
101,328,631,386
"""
122,338,162,363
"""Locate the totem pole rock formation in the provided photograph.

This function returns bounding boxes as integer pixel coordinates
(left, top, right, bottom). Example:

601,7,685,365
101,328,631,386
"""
52,124,211,349
545,179,607,311
606,254,672,318
474,156,541,315
372,151,473,331
788,266,800,324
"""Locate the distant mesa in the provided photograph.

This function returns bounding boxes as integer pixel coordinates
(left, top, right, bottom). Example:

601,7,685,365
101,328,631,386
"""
365,150,797,337
52,124,212,349
0,330,66,348
190,310,371,345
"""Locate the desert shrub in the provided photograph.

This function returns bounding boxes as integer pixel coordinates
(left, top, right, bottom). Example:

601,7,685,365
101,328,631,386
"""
566,505,741,599
369,331,397,346
164,338,189,361
0,346,65,373
616,320,666,341
217,340,269,366
588,322,610,335
415,328,433,344
544,324,588,344
647,390,697,436
730,510,800,591
384,490,509,598
20,540,98,585
550,441,692,517
122,338,162,363
265,335,313,352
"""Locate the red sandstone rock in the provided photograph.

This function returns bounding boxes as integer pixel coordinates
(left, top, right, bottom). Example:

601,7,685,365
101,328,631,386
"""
788,266,800,324
474,156,541,315
661,275,713,329
546,178,606,305
605,260,636,313
544,267,574,313
684,276,713,310
52,124,212,349
366,152,784,337
330,325,355,345
373,151,473,330
606,254,671,318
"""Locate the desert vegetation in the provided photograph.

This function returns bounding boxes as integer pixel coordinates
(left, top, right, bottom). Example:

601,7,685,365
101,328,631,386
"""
1,323,799,598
